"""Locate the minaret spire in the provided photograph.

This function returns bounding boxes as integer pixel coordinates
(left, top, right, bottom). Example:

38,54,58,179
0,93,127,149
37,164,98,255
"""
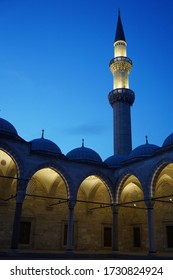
108,11,135,155
114,9,126,42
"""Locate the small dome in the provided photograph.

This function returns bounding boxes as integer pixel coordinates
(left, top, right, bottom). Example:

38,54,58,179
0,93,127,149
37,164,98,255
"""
30,137,62,154
129,143,159,159
66,144,102,163
0,117,18,135
163,133,173,147
105,154,127,167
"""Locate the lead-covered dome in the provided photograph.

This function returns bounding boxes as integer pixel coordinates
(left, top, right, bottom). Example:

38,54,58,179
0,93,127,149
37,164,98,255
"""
163,133,173,147
0,117,18,135
66,143,102,163
30,137,62,154
105,154,127,167
129,143,159,159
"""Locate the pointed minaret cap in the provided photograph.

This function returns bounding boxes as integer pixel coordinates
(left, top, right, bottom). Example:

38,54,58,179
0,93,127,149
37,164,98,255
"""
114,9,126,43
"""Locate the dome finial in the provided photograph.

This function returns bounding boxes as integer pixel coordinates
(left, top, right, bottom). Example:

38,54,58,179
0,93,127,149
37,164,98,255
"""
42,129,44,139
82,138,84,147
146,135,148,144
118,7,120,15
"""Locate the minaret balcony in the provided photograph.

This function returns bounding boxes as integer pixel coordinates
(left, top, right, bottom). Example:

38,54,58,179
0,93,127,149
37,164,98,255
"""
109,56,132,73
108,88,135,106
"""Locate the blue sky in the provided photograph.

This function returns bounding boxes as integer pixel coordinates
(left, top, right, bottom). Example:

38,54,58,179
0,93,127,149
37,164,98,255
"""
0,0,173,160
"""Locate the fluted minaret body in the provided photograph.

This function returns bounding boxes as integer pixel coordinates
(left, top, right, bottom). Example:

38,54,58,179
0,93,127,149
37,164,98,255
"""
108,11,135,155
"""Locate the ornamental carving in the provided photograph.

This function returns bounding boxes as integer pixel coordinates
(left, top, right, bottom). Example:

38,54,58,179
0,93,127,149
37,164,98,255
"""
109,56,132,73
110,61,132,73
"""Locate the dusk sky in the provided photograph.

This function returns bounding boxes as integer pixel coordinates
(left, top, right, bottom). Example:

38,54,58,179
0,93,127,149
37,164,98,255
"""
0,0,173,160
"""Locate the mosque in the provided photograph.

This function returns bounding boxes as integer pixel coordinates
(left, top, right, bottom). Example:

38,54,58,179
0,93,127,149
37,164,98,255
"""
0,11,173,257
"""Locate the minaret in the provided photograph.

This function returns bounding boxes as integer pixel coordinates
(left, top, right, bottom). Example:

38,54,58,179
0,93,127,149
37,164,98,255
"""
108,10,135,155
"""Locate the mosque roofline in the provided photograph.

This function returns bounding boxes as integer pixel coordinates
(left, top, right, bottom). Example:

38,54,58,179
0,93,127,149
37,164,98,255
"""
66,157,106,167
113,145,173,167
0,130,27,143
29,148,67,159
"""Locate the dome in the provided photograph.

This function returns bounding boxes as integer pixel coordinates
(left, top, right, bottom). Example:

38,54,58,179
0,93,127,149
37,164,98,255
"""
163,133,173,147
66,144,102,163
30,137,62,154
105,154,127,167
129,143,159,159
0,117,18,135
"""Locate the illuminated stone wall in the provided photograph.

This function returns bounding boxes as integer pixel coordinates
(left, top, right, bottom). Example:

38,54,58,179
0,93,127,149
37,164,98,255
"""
0,140,173,254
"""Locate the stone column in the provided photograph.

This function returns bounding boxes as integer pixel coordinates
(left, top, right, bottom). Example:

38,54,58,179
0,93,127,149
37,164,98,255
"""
11,180,26,250
66,201,75,251
112,204,119,252
147,200,156,254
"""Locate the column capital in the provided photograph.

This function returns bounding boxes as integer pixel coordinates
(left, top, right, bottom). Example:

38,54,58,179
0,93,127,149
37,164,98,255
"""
146,199,155,209
16,179,27,203
112,203,119,213
68,199,76,209
16,190,25,203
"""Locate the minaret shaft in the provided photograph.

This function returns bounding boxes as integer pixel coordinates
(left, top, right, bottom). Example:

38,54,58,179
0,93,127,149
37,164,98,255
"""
113,101,132,155
108,11,135,155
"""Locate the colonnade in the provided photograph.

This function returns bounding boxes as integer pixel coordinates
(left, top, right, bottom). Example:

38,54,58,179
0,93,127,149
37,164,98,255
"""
9,179,156,254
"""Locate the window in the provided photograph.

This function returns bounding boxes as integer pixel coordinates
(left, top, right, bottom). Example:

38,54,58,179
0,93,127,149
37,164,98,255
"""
104,227,112,247
133,227,141,247
166,225,173,248
19,221,31,244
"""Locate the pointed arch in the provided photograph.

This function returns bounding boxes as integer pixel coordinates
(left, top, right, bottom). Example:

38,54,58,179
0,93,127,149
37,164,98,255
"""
0,142,25,180
149,158,173,198
74,169,114,205
74,171,113,251
25,161,73,200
